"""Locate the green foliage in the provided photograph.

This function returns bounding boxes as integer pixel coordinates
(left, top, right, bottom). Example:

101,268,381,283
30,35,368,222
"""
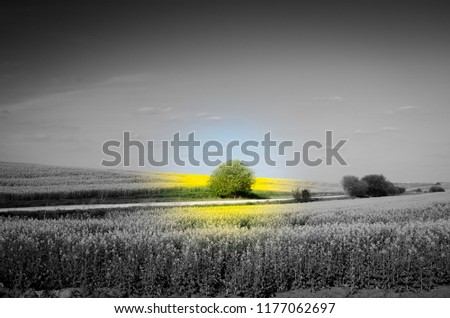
342,174,406,197
361,174,390,197
208,160,255,198
429,185,445,193
341,175,368,197
386,182,406,195
291,188,312,202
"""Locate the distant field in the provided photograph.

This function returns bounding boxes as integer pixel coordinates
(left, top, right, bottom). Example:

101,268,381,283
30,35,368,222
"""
0,162,341,207
1,192,449,297
395,181,450,192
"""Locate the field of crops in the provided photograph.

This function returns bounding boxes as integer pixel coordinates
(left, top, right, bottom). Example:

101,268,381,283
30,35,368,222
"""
1,192,449,297
0,162,204,205
0,162,340,207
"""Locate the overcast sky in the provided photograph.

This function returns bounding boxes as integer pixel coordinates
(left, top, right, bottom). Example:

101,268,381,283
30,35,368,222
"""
1,0,449,182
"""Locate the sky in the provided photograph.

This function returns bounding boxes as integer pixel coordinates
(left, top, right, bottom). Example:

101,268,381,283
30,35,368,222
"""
0,0,449,182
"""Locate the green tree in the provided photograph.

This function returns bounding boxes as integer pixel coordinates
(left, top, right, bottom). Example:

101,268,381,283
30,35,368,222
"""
208,160,255,198
341,175,368,197
361,174,390,197
343,174,404,197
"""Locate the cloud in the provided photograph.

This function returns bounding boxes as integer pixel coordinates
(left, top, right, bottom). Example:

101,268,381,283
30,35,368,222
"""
98,73,150,87
194,112,222,121
168,112,222,121
384,105,418,115
380,126,400,131
137,106,174,114
398,105,418,111
0,109,10,118
56,136,95,144
30,134,52,142
204,116,222,121
35,123,81,132
354,126,401,134
313,96,344,102
354,129,377,135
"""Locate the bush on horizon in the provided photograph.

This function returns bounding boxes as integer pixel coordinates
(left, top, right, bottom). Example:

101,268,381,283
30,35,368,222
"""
208,160,255,198
291,188,312,202
342,174,405,198
429,185,445,193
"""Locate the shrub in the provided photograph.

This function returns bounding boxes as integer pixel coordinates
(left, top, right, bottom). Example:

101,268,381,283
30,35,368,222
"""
343,174,405,197
429,185,445,193
341,175,368,197
208,160,255,198
386,182,405,195
292,188,312,202
361,174,390,197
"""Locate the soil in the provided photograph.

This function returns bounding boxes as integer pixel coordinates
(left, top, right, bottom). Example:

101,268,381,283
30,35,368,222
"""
275,285,450,298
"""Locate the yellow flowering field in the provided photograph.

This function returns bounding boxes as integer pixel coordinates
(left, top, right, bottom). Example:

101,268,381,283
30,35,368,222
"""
1,192,449,297
0,162,342,207
156,172,338,193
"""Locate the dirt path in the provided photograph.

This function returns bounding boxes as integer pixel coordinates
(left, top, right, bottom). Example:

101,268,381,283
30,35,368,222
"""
275,285,450,298
0,195,348,213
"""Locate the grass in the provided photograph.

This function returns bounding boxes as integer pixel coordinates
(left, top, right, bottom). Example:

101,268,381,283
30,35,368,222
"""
1,192,449,297
0,162,341,207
